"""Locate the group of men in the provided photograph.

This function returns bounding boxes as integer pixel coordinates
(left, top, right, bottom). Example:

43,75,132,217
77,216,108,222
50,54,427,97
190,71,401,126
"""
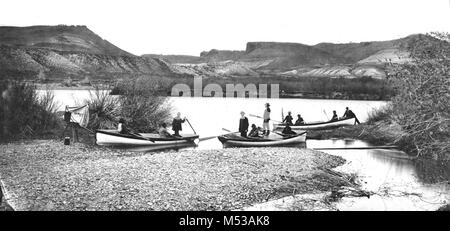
238,103,360,138
330,107,361,124
117,112,187,138
117,104,360,139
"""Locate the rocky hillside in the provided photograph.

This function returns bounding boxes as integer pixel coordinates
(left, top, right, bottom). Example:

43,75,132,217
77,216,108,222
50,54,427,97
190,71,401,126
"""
0,25,131,56
0,25,181,83
147,35,419,79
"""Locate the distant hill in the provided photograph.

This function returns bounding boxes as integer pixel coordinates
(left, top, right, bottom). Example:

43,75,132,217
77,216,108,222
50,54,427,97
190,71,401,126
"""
145,35,420,79
0,25,132,56
0,25,181,82
142,54,206,64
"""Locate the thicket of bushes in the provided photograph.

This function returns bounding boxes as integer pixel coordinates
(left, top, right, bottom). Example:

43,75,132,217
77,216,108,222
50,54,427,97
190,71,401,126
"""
0,81,60,141
387,33,450,160
86,77,172,133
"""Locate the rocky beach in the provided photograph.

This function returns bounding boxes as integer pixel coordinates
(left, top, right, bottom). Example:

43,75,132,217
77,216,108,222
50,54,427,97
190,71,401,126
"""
0,140,353,211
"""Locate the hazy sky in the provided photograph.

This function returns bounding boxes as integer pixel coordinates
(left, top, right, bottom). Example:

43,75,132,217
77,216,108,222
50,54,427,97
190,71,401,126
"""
1,0,449,56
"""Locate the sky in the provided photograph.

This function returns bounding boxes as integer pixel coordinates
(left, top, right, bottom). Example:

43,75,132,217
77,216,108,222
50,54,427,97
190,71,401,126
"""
0,0,449,56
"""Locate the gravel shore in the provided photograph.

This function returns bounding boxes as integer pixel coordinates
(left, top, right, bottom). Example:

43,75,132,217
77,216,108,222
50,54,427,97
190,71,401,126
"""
0,140,348,211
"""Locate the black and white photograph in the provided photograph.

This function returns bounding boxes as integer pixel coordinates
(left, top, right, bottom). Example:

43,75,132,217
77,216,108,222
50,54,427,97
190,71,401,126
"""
0,0,449,217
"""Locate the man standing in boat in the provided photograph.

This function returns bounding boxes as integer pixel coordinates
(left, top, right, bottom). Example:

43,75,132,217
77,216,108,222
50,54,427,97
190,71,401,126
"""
172,112,186,137
343,107,361,124
263,103,271,136
238,111,249,137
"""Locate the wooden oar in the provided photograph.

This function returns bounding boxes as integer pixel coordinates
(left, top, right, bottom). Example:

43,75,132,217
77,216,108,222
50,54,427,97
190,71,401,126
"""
323,110,329,120
197,128,238,142
185,118,197,134
198,136,218,142
249,114,283,123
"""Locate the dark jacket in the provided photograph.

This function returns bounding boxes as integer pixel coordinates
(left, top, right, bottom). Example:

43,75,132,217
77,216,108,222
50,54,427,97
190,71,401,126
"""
294,117,304,125
172,118,185,131
343,110,356,118
248,127,260,137
330,114,339,122
282,126,297,135
283,115,293,125
239,117,249,132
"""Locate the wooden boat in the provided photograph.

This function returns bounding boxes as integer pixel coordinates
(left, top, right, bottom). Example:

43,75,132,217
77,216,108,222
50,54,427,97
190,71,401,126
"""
96,130,199,146
274,117,356,131
218,131,307,148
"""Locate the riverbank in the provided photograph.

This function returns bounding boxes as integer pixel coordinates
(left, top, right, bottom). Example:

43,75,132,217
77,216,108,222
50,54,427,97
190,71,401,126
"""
0,140,352,211
308,121,405,148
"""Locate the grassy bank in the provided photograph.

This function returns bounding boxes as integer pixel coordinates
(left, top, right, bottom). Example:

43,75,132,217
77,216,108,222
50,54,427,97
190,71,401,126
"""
307,121,404,147
0,140,351,211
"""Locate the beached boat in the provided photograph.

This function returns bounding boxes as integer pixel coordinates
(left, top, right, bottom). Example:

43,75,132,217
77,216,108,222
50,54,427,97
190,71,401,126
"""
274,117,356,131
96,130,199,146
218,132,307,148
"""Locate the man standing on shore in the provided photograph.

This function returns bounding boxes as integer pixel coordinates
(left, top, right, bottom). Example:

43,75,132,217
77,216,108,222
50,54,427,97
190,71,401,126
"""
263,103,271,136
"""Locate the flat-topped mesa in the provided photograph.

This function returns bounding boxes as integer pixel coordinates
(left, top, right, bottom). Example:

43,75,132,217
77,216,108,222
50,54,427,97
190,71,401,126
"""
245,41,311,54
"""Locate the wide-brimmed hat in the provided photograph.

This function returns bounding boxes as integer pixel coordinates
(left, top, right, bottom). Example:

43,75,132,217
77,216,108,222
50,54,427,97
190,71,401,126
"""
265,103,270,106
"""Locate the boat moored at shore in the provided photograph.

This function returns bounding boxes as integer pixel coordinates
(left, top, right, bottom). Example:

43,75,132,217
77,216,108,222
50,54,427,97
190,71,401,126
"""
96,130,199,146
274,118,356,131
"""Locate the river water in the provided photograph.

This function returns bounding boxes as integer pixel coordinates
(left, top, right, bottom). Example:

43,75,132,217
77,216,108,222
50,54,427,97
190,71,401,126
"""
39,90,450,210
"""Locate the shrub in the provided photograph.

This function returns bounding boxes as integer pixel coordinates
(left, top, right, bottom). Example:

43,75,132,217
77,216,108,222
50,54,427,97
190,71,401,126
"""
0,81,59,141
387,33,450,160
84,87,120,130
85,81,172,133
366,105,393,125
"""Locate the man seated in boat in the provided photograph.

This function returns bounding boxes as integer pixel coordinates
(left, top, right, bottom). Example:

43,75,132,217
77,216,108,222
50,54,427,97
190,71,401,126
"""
158,123,173,138
172,112,186,137
117,118,130,134
342,107,361,124
282,111,294,125
248,124,262,138
330,110,339,122
282,124,297,135
294,114,305,125
238,111,249,137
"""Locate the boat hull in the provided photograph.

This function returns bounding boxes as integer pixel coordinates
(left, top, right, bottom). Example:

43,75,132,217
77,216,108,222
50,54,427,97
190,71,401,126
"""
96,130,198,146
218,132,306,148
274,118,356,131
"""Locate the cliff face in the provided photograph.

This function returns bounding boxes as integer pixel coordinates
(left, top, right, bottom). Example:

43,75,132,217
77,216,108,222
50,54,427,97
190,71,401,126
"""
0,25,180,82
147,35,419,79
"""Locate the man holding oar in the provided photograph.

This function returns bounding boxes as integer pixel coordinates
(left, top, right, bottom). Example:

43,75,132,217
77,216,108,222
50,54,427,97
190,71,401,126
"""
172,112,186,137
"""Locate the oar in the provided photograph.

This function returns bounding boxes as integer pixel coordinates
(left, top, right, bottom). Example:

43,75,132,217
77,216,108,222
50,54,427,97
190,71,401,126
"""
323,110,329,120
197,128,237,142
185,118,197,134
198,136,218,142
249,114,283,123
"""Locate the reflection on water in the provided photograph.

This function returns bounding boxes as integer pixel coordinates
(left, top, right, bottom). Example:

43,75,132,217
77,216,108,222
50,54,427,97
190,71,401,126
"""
307,139,450,210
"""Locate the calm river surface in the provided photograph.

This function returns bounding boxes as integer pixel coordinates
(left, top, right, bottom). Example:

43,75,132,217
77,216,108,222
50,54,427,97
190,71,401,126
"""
40,90,450,210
